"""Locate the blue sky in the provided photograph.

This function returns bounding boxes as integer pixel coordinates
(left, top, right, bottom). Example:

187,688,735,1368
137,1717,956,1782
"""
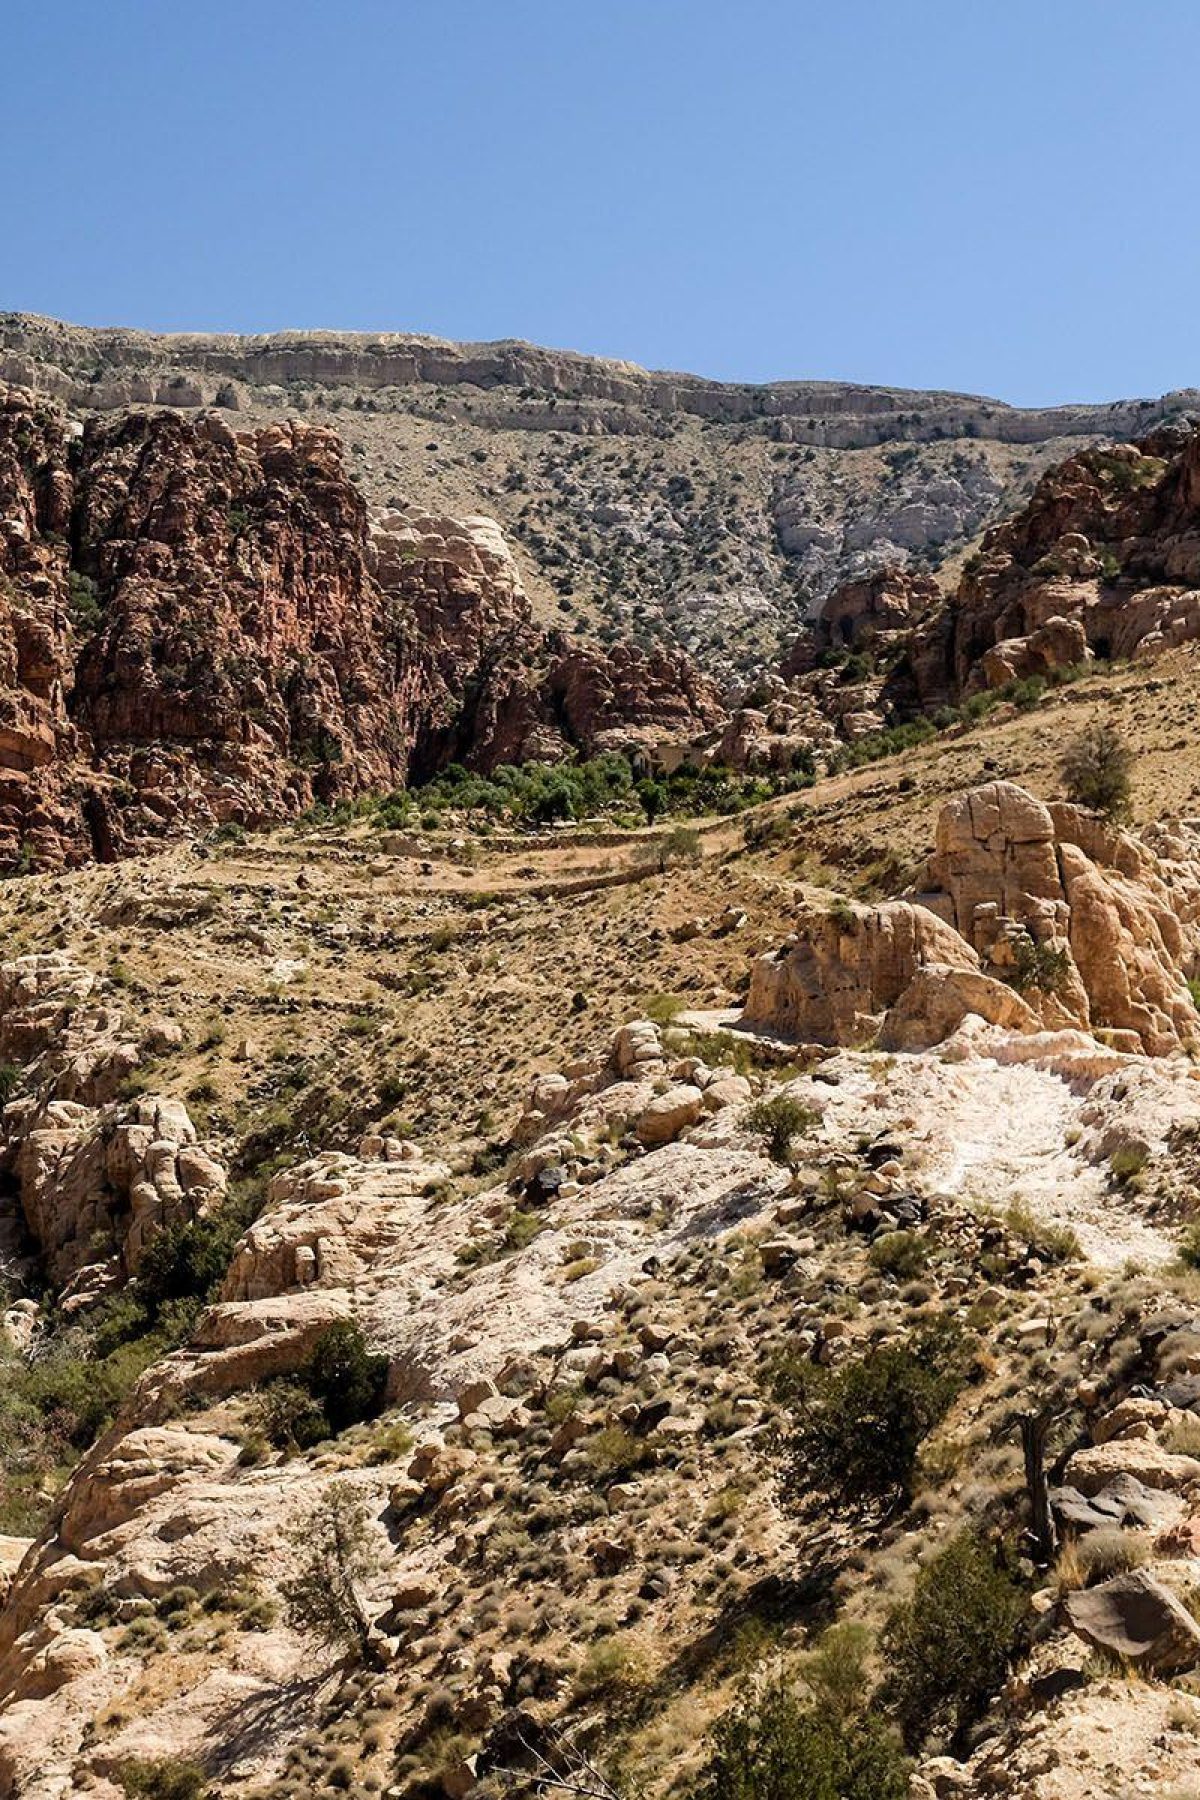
5,0,1198,405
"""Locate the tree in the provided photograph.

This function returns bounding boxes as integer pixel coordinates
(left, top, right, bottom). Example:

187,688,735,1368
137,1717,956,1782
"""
281,1481,385,1669
696,1669,908,1800
636,778,668,821
881,1527,1030,1749
639,824,702,874
1059,721,1133,819
302,1319,388,1435
774,1317,970,1513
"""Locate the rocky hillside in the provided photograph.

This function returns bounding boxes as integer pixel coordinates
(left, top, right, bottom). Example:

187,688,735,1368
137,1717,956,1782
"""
890,421,1200,710
5,316,1198,679
0,388,719,869
4,643,1200,1796
11,322,1200,1800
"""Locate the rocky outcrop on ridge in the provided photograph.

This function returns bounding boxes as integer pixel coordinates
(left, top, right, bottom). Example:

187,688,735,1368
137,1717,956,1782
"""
746,781,1200,1056
888,423,1200,709
5,314,1192,445
0,388,721,868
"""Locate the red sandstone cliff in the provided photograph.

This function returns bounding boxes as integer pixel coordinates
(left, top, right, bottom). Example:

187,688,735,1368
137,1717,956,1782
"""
0,390,722,867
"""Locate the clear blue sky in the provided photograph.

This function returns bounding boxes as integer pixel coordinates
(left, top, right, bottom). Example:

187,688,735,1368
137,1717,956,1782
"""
6,0,1199,406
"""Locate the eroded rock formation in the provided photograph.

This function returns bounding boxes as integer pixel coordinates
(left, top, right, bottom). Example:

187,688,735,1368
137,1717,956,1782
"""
0,952,223,1305
747,781,1200,1056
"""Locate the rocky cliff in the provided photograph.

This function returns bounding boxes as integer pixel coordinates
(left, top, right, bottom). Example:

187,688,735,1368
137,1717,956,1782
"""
886,421,1200,709
0,388,721,869
746,780,1200,1057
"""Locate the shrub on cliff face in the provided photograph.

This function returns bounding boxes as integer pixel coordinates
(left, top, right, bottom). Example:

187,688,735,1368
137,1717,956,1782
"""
253,1321,388,1449
1008,929,1071,995
304,1319,388,1434
1059,721,1133,819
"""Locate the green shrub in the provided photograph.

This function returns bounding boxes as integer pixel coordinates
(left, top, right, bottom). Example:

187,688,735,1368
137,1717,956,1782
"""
135,1213,246,1316
251,1321,387,1450
1002,1199,1080,1264
774,1316,970,1511
867,1231,928,1281
1110,1143,1148,1188
586,1425,655,1478
0,1064,20,1107
250,1380,330,1452
881,1527,1029,1749
302,1320,388,1436
826,895,858,933
696,1674,908,1800
1059,721,1133,820
747,1096,818,1166
644,992,686,1025
1008,930,1071,995
67,570,103,632
118,1757,209,1800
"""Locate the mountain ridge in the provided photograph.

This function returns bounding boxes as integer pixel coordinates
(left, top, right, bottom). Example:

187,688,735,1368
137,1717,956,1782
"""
4,313,1197,443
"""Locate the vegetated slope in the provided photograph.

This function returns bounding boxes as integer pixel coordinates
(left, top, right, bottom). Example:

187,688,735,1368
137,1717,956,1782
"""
5,314,1198,679
5,646,1200,1797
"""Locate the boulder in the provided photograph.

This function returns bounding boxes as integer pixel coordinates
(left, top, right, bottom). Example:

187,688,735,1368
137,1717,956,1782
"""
1064,1440,1200,1496
635,1085,704,1147
1065,1569,1200,1674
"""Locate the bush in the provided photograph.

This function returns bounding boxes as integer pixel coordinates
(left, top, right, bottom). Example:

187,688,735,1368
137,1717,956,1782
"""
1110,1143,1148,1188
696,1675,908,1800
118,1758,209,1800
249,1380,330,1452
0,1064,20,1107
867,1231,928,1281
881,1527,1029,1749
67,570,104,632
747,1096,817,1166
1062,1527,1150,1588
1008,930,1071,995
1002,1199,1080,1265
301,1320,388,1437
252,1321,387,1450
1059,721,1133,819
774,1316,970,1511
135,1213,246,1317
